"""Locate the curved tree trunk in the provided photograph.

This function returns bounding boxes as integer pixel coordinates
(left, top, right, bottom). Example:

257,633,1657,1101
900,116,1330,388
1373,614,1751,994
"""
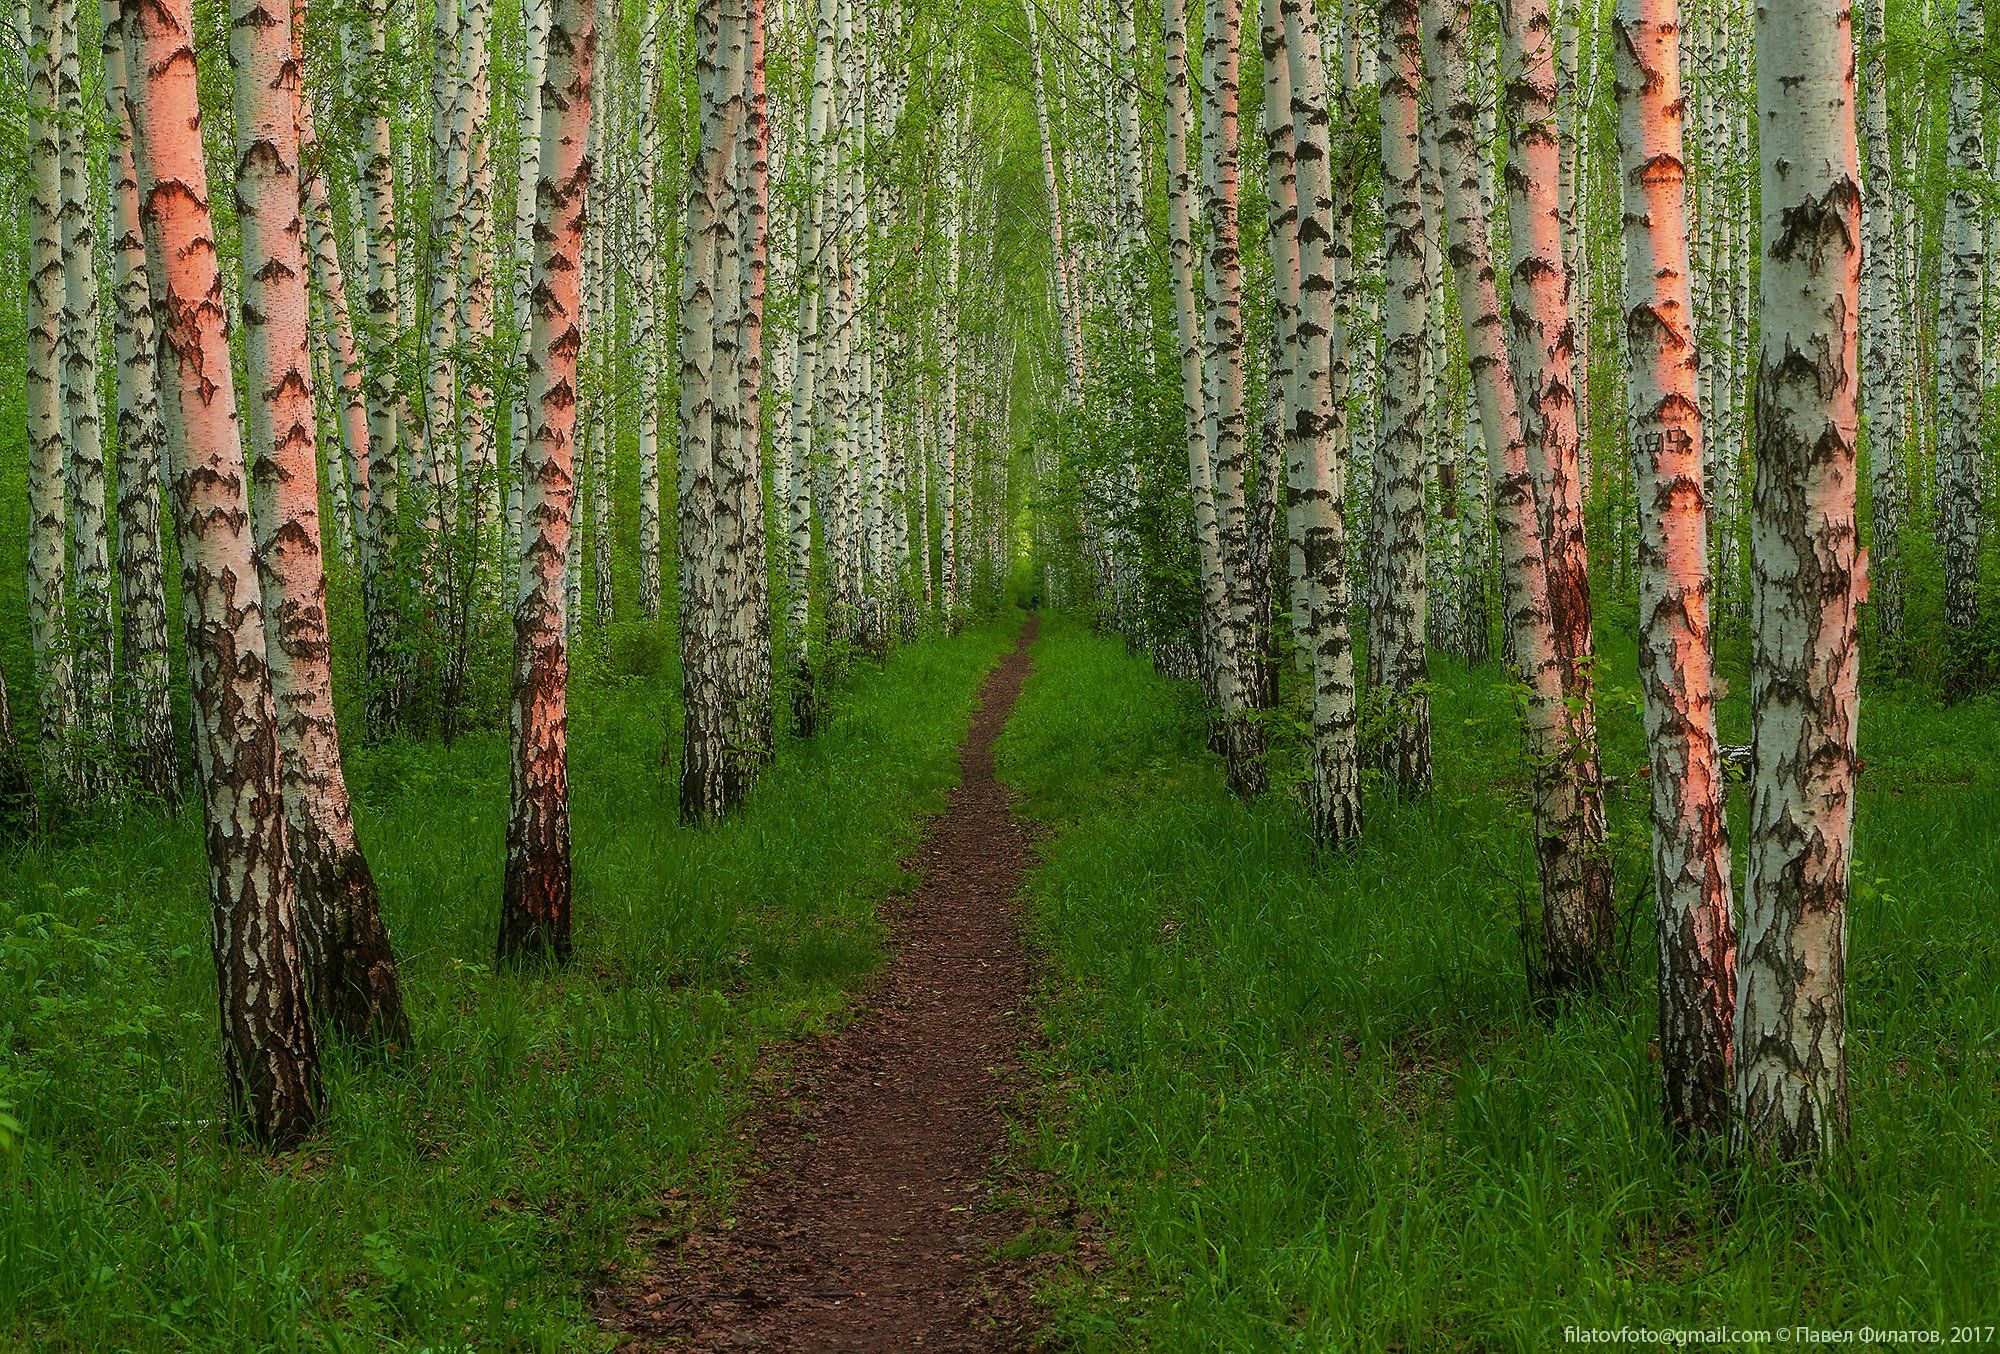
1734,0,1863,1164
123,0,323,1148
232,0,411,1051
499,0,596,966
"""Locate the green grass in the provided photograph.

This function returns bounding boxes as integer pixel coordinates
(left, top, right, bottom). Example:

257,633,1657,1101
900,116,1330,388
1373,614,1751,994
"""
997,615,2000,1351
0,617,1019,1351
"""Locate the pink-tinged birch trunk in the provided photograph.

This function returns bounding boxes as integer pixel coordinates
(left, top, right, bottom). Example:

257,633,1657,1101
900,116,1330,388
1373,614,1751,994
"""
121,0,323,1148
1421,0,1616,994
499,0,596,965
1613,0,1736,1137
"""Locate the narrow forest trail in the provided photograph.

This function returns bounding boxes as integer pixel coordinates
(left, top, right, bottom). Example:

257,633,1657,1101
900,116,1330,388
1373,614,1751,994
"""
602,619,1042,1351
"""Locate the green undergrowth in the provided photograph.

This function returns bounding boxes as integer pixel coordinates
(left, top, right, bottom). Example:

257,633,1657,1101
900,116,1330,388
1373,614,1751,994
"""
997,615,2000,1351
0,617,1018,1351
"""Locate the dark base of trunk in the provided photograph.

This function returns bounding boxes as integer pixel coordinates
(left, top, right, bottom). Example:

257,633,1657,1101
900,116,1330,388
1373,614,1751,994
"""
300,843,412,1052
499,845,573,968
1222,714,1267,798
222,973,323,1152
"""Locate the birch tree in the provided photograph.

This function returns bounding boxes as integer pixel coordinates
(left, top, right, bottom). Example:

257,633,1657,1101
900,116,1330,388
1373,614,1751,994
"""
1422,0,1616,992
1735,0,1864,1163
123,0,323,1146
1374,0,1433,795
1934,0,1983,660
500,0,597,965
1613,0,1736,1136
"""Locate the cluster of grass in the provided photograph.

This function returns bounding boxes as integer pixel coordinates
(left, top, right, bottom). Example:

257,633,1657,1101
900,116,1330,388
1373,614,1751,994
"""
998,616,2000,1350
0,618,1017,1350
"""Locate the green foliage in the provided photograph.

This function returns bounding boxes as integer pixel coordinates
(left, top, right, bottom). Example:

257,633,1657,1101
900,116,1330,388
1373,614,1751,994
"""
999,618,2000,1349
0,620,1019,1350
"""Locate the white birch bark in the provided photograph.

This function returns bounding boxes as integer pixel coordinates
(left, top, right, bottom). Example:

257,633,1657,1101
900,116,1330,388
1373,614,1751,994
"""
1735,0,1863,1163
102,3,177,801
1374,0,1433,795
1936,0,1984,649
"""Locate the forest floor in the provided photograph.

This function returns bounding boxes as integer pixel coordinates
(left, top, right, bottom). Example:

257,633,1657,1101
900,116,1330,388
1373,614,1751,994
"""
0,620,1023,1350
994,614,2000,1349
602,618,1042,1351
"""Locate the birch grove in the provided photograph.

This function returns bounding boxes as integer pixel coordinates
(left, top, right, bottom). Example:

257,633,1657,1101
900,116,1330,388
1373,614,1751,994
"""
0,0,1975,1174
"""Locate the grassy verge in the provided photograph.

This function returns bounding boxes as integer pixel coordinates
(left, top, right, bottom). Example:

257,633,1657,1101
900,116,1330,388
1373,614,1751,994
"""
997,615,2000,1351
0,618,1018,1351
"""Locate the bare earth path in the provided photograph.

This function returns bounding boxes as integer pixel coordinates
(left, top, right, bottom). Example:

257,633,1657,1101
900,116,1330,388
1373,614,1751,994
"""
602,620,1041,1350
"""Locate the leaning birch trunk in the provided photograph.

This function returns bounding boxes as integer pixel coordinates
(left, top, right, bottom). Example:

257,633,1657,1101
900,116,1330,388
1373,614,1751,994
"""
1165,0,1245,770
636,0,664,619
235,0,410,1050
123,0,323,1147
1858,0,1902,649
1280,0,1362,844
1200,0,1268,795
1613,0,1737,1138
1422,0,1616,992
57,0,116,786
1935,0,1983,665
1499,0,1611,896
24,0,77,793
499,0,595,966
1373,0,1433,796
1734,0,1863,1164
101,4,178,803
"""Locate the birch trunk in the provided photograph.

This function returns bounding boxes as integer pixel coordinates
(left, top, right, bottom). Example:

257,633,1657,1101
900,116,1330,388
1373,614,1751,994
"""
1200,0,1268,794
1857,0,1903,649
124,0,323,1146
24,0,76,792
235,0,410,1048
636,0,664,619
679,0,756,820
1613,0,1736,1136
57,0,115,785
352,0,406,731
1500,0,1608,860
499,0,595,966
1936,0,1983,654
508,0,553,550
1422,0,1616,992
102,4,178,802
1280,0,1362,844
1374,0,1433,795
1166,0,1249,783
1734,0,1863,1163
